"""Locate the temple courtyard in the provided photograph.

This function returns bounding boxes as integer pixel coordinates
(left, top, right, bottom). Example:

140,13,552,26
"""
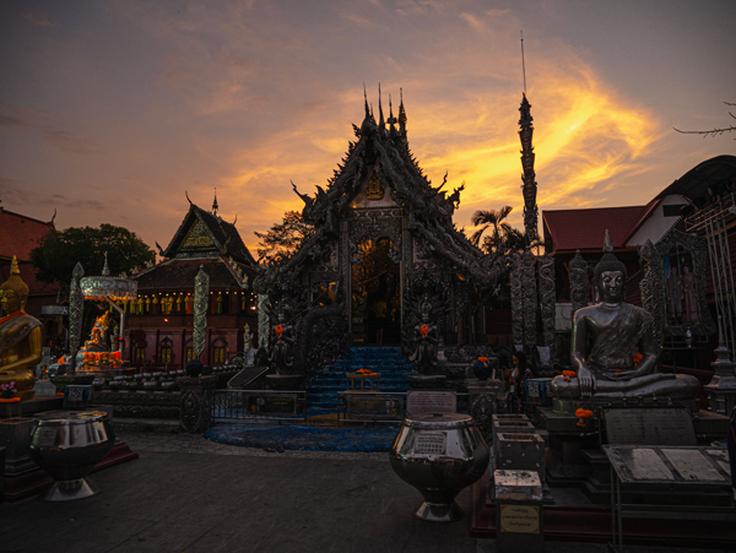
0,431,730,553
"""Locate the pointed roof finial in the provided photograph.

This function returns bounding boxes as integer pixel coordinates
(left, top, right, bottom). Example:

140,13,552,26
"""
388,93,397,132
363,82,370,119
398,87,407,137
185,191,193,205
378,83,385,129
212,187,219,216
603,229,613,252
10,255,20,276
102,251,110,276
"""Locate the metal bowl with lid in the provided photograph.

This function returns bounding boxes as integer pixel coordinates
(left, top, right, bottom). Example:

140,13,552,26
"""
30,410,115,501
389,412,489,522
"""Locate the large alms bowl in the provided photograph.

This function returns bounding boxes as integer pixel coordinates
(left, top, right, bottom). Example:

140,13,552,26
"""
389,413,489,522
30,410,115,501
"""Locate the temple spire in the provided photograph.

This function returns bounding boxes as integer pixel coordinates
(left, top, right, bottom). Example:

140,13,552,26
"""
518,34,538,248
363,82,370,119
388,93,397,134
398,87,407,138
212,187,219,216
378,83,385,129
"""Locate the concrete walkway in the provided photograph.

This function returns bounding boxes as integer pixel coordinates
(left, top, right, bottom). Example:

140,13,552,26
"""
0,432,731,553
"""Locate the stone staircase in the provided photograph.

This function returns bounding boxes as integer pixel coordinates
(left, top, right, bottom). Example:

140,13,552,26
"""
306,346,412,418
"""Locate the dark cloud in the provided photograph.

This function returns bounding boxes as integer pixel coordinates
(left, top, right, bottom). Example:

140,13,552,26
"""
41,128,100,155
0,107,100,155
0,114,28,127
22,11,53,28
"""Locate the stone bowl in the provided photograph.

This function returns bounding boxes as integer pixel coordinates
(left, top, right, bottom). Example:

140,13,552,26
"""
29,410,115,501
389,413,489,522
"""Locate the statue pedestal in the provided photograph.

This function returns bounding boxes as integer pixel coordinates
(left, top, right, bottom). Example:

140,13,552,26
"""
704,375,736,417
408,374,447,389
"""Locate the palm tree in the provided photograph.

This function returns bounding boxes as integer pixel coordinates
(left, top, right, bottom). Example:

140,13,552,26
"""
470,205,525,255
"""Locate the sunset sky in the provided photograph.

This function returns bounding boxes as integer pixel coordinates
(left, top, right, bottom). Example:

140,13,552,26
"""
1,0,734,255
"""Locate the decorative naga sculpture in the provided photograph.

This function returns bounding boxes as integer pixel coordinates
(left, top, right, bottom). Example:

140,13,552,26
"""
550,233,699,402
0,257,42,399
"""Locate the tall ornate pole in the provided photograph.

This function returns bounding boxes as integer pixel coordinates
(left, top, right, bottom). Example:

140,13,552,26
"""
257,294,270,351
68,262,84,371
519,95,539,247
193,265,210,361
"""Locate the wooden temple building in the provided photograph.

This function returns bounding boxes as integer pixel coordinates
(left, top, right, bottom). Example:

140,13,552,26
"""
124,197,258,369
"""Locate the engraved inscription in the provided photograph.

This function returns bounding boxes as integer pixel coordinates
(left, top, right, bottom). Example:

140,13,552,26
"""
499,504,540,534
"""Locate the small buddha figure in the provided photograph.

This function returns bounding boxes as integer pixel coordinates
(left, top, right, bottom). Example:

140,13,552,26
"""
0,257,42,399
551,238,699,401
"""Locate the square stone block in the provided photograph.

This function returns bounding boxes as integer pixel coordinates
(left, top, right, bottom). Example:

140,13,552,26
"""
495,432,545,475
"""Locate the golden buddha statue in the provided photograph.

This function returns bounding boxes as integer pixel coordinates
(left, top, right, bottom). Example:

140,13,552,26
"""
0,256,42,399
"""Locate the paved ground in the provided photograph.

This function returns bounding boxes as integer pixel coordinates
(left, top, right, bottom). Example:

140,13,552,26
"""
0,432,732,553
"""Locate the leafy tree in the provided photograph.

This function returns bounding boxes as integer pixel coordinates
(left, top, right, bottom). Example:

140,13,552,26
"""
31,224,155,285
470,206,527,256
254,210,314,265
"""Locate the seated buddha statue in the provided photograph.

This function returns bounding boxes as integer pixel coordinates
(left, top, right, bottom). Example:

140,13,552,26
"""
550,240,699,402
0,256,42,399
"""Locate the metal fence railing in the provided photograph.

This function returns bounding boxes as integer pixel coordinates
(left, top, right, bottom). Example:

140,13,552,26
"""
211,389,307,422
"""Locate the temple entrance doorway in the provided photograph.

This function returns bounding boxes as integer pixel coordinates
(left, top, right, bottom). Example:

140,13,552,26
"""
351,238,401,345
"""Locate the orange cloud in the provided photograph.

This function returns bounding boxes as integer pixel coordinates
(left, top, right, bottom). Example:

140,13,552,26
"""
223,56,658,252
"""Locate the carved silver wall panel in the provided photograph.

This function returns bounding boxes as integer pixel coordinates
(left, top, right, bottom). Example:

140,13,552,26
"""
257,294,270,350
193,265,210,357
509,254,523,348
521,252,538,349
639,240,666,349
569,250,589,315
654,229,715,339
537,255,555,349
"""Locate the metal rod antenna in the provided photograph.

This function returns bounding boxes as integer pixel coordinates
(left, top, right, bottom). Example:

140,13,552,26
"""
520,30,528,94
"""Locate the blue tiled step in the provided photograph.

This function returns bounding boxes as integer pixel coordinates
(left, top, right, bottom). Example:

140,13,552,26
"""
306,346,412,417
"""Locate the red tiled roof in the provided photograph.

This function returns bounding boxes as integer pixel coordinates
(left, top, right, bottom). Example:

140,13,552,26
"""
543,205,647,253
0,208,54,260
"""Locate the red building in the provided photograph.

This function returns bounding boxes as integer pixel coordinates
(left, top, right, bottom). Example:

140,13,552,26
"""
0,204,64,346
124,199,259,369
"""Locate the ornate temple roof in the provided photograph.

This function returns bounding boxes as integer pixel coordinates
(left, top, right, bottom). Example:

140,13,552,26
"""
134,200,256,291
284,91,499,287
162,201,257,266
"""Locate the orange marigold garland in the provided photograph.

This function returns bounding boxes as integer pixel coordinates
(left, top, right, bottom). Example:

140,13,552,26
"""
575,407,594,429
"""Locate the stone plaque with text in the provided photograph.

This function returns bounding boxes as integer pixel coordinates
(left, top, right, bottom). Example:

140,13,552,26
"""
604,408,696,446
406,391,456,417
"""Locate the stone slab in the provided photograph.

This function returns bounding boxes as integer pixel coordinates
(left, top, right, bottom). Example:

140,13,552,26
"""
406,390,456,417
604,407,696,446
